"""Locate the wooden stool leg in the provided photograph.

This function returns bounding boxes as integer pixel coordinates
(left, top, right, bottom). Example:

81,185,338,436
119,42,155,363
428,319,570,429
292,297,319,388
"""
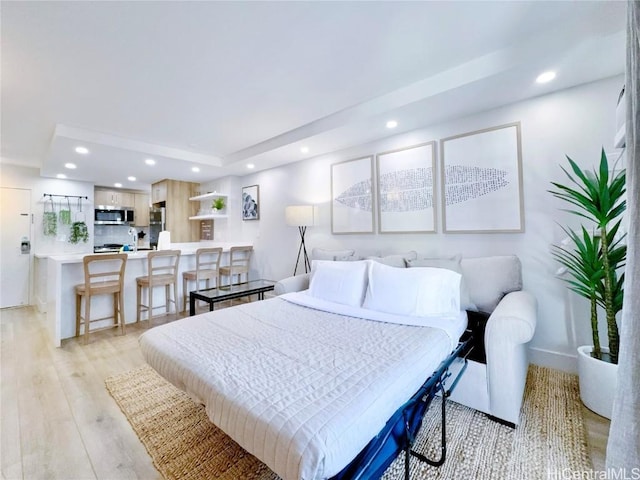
173,281,178,314
119,290,126,335
182,277,187,313
164,285,169,314
83,294,91,345
148,286,154,326
76,293,81,337
182,278,189,313
113,294,118,326
136,284,141,323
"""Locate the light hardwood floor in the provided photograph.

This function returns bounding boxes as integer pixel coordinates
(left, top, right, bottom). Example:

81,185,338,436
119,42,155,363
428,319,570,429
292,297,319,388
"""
1,305,610,479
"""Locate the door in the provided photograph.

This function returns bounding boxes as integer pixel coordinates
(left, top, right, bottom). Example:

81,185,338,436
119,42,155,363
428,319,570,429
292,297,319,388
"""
0,188,32,308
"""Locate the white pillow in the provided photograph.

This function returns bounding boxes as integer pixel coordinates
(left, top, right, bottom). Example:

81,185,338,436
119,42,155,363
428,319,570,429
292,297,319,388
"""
308,260,369,307
363,261,461,317
407,254,477,311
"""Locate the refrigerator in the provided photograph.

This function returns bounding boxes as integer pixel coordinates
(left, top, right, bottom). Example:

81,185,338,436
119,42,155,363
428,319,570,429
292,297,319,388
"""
148,207,165,248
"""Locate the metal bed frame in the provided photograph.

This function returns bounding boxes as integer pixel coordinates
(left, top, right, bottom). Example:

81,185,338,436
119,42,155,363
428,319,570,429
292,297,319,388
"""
330,338,472,480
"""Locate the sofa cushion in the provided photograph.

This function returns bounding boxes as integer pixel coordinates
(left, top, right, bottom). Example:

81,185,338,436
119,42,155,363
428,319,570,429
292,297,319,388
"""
309,260,368,307
363,261,461,317
365,251,417,268
311,248,356,261
407,254,476,311
461,255,523,312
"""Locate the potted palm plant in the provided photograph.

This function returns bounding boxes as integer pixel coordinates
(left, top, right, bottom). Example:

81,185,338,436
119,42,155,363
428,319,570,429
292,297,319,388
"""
549,149,626,418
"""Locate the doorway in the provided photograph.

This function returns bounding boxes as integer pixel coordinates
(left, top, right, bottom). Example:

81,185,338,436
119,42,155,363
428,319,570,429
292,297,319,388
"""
0,187,32,308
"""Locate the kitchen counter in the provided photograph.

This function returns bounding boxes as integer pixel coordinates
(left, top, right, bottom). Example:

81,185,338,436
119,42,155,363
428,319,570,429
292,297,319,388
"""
43,241,253,347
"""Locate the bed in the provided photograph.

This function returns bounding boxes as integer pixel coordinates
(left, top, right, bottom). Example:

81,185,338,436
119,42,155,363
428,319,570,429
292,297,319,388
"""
140,260,469,480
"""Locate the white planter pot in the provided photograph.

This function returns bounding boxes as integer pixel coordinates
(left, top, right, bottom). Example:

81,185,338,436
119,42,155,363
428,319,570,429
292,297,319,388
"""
577,345,618,419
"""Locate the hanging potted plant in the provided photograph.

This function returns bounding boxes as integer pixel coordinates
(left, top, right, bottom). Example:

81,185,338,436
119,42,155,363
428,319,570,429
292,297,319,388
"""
549,149,626,418
69,221,89,244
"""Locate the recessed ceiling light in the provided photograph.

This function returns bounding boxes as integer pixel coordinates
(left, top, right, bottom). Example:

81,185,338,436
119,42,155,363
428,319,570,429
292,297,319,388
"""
300,147,309,154
536,71,556,84
145,158,156,165
386,120,398,129
75,146,89,155
247,163,255,169
127,176,136,182
191,166,200,173
114,182,122,188
56,173,67,179
64,162,77,169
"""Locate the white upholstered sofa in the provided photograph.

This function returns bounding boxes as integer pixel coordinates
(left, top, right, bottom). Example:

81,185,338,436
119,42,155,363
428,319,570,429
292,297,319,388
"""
274,252,537,427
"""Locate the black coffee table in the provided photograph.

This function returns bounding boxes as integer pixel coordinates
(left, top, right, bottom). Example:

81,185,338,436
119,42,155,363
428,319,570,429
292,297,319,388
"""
189,279,276,316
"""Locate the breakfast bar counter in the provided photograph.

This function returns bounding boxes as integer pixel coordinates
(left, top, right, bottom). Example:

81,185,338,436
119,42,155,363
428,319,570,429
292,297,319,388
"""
42,242,252,347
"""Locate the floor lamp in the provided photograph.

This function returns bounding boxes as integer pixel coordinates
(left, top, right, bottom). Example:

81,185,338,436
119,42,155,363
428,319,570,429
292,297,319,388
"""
285,205,316,275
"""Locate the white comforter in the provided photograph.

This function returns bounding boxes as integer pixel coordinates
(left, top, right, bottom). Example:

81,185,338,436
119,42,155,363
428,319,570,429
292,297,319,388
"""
139,295,466,480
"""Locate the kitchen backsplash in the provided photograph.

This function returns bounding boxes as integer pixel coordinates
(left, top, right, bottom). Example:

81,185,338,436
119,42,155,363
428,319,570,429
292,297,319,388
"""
94,224,148,246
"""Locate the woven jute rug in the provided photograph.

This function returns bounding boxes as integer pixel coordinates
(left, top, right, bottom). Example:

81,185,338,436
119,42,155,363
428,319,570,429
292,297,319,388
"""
105,365,592,480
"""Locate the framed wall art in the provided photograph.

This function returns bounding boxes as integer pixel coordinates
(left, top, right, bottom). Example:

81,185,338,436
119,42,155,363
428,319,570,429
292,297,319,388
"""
242,185,260,221
440,122,524,233
376,141,436,233
331,156,375,234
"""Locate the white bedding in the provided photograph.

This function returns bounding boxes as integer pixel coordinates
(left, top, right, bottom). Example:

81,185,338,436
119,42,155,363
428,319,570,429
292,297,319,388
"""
139,296,467,480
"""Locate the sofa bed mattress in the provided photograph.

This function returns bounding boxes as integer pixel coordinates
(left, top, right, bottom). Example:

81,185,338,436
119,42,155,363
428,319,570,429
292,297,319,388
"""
139,294,466,480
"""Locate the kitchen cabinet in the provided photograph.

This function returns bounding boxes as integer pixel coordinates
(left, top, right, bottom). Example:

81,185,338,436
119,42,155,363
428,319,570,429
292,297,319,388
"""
134,193,150,226
151,179,199,242
151,181,168,204
95,189,134,207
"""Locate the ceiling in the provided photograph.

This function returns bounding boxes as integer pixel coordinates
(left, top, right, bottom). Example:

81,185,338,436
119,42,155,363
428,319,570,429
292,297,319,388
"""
1,1,626,189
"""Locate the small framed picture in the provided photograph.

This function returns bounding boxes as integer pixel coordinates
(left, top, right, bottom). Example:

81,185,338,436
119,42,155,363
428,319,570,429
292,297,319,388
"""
242,185,260,221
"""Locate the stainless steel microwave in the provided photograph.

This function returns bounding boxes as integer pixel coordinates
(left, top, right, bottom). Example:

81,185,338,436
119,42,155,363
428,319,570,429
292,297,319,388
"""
94,207,134,225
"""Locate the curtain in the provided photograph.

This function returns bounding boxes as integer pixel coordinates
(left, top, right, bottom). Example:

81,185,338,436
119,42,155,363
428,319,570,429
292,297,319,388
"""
606,0,640,470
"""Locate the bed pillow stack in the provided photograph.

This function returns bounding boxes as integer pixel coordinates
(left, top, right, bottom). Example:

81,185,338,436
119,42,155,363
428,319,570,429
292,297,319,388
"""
308,259,462,317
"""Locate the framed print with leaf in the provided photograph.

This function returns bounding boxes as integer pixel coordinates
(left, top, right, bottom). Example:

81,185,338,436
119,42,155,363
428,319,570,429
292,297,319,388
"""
376,141,436,233
440,122,524,233
331,156,374,234
242,185,259,221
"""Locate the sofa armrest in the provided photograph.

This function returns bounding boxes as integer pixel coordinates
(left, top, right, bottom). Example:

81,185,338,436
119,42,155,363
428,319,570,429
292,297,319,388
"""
274,273,311,295
484,291,537,425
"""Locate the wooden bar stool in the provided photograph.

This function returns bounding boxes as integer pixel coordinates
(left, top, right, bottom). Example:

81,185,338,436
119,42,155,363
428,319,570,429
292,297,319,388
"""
136,250,181,325
218,245,253,286
74,253,127,344
182,247,223,313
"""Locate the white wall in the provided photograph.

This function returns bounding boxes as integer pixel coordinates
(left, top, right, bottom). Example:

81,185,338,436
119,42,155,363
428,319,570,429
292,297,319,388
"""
206,75,624,372
0,164,95,307
0,164,95,255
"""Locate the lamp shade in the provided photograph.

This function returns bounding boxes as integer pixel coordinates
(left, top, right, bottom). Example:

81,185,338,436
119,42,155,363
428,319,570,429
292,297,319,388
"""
285,205,316,227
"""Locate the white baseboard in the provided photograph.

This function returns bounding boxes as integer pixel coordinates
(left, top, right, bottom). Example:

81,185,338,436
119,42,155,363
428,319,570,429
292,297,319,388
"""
528,347,577,373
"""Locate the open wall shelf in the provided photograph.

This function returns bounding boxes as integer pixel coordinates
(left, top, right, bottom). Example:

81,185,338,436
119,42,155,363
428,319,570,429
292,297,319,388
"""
189,192,228,202
189,213,228,220
189,191,228,220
